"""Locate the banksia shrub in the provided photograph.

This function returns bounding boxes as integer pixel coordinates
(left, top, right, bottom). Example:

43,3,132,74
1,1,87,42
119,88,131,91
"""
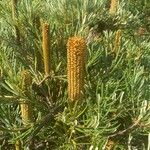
109,0,118,15
20,70,32,125
67,37,86,103
42,23,50,76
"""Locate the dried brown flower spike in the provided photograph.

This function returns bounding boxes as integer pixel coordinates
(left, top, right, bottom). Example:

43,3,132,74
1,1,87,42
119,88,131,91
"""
67,37,86,103
42,23,50,76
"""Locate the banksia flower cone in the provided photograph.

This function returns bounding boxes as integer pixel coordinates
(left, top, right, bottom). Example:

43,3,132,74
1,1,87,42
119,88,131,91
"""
20,70,32,125
42,23,50,76
109,0,118,15
15,140,21,150
21,70,32,90
67,37,86,102
20,101,32,125
112,29,122,54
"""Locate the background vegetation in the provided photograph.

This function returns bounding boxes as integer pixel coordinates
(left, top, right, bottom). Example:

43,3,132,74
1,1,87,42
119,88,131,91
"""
0,0,150,149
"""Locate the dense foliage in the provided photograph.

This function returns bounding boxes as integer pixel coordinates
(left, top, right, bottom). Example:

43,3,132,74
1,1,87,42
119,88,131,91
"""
0,0,150,149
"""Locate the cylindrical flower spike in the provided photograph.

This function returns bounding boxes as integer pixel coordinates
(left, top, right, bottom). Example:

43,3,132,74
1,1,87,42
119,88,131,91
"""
42,23,50,76
20,70,33,125
15,140,21,150
20,101,32,125
109,0,118,15
21,70,32,90
112,29,122,54
67,37,86,102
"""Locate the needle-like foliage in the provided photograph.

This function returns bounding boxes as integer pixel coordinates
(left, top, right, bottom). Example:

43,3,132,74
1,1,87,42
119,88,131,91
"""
0,0,150,149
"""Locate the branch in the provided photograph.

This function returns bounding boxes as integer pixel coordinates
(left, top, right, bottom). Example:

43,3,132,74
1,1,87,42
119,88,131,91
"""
108,118,141,138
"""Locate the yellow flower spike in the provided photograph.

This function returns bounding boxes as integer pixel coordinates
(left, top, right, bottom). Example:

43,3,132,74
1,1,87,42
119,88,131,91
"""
67,37,86,103
21,70,32,90
42,23,50,76
20,70,33,125
15,140,21,150
20,100,32,125
109,0,118,15
112,29,122,54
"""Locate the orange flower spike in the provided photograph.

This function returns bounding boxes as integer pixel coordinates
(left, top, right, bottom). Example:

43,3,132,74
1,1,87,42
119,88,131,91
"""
67,37,86,102
42,23,50,76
